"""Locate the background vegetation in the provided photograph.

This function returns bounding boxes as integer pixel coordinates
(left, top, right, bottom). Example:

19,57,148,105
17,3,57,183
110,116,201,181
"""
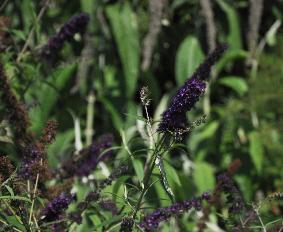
0,0,282,231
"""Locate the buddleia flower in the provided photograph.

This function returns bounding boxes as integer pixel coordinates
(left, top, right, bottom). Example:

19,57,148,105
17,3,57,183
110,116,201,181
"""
139,192,210,231
61,134,114,177
158,44,228,134
41,192,75,222
41,12,90,58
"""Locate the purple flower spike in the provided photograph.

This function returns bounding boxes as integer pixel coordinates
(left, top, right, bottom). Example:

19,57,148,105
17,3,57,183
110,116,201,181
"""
158,44,228,134
139,193,211,231
158,78,206,132
217,172,244,213
42,12,90,58
61,134,113,178
41,192,75,222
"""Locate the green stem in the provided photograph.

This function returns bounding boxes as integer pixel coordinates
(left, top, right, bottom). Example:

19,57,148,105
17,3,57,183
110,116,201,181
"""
132,134,167,220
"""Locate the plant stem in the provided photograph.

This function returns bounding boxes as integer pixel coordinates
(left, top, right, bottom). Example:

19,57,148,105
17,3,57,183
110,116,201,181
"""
28,172,40,225
85,92,95,146
132,134,166,220
253,204,267,232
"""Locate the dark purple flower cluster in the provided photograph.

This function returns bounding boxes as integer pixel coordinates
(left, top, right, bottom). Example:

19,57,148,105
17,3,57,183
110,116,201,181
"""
41,192,75,222
69,190,101,225
20,142,44,179
99,163,129,189
99,199,118,215
62,134,113,177
217,172,244,214
0,155,15,181
139,192,210,231
120,217,134,232
158,44,228,133
76,134,114,176
41,12,90,58
0,63,31,143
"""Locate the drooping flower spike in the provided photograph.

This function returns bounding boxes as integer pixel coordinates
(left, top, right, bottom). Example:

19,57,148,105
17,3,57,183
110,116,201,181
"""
41,12,90,58
139,192,211,231
41,192,75,222
61,134,114,178
158,44,228,133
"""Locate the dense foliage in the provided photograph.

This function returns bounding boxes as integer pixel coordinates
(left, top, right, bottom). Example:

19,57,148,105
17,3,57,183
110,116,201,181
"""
0,0,282,231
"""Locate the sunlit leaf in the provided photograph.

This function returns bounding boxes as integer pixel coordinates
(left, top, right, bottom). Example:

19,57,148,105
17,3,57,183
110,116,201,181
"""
175,36,204,85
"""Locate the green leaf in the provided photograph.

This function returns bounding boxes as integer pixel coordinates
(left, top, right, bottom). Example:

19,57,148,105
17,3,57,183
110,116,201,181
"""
0,195,31,203
100,97,123,131
106,2,140,98
216,0,242,50
164,160,181,186
266,20,282,46
5,216,26,231
214,50,248,74
189,121,219,152
112,175,130,204
175,36,204,85
132,159,144,185
219,76,248,96
28,64,76,133
4,185,14,197
156,155,175,202
193,161,215,193
249,131,264,173
47,130,74,168
80,0,93,14
10,29,27,41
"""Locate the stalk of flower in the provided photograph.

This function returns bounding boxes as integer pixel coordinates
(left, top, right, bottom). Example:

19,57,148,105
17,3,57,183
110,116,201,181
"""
139,192,211,231
41,12,90,59
158,44,228,135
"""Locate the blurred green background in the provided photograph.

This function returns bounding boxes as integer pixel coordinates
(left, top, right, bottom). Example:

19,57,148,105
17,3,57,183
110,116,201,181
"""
0,0,283,231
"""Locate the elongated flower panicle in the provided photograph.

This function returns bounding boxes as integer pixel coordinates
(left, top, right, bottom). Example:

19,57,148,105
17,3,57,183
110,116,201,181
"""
0,155,15,182
40,119,59,145
20,121,58,180
20,142,45,179
120,217,134,232
139,193,210,231
99,163,129,189
69,191,100,225
41,192,75,222
158,44,228,133
41,12,90,58
217,172,244,213
99,199,118,215
0,63,31,143
61,134,113,177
